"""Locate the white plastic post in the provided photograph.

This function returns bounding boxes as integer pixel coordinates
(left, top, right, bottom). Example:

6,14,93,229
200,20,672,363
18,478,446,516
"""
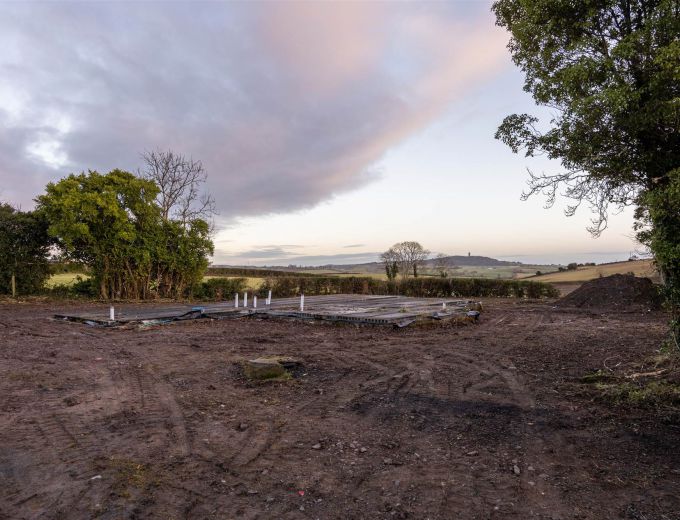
110,306,115,321
244,292,248,308
442,302,447,310
267,290,272,305
300,294,304,312
235,293,239,308
253,296,257,309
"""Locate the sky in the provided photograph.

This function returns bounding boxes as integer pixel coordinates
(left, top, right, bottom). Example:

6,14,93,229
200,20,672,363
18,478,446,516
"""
0,1,641,266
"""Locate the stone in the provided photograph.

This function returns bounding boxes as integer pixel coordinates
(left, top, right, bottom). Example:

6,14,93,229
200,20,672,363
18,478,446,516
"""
242,356,300,381
312,443,322,450
513,465,521,476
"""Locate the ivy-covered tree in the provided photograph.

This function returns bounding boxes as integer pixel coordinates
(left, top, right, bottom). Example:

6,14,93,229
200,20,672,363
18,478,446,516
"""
493,0,680,341
0,204,52,295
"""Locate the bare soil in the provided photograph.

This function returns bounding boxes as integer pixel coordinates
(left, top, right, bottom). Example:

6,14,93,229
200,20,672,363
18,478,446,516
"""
1,298,679,520
560,274,662,311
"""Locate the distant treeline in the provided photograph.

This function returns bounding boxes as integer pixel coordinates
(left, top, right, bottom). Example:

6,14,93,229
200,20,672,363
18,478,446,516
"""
193,275,559,300
206,267,323,278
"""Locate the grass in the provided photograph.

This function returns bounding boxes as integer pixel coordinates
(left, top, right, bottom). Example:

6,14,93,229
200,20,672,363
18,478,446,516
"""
582,352,680,411
530,259,657,283
46,272,89,287
594,380,680,408
202,275,264,291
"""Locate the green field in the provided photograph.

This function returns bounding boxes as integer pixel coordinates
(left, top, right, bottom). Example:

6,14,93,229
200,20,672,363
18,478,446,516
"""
202,275,264,291
531,259,658,283
48,263,561,290
46,273,90,287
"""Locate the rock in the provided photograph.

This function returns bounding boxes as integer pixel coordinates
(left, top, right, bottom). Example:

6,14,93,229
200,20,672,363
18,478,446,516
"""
242,356,300,380
360,447,367,453
466,450,478,456
383,458,393,465
238,422,249,431
311,443,322,450
513,465,521,476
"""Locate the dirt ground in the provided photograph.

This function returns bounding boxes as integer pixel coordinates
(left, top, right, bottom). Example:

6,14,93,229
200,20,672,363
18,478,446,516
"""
1,298,679,520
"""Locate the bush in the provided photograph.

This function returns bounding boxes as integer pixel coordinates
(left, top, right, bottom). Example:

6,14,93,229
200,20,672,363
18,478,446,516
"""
255,275,559,299
194,277,247,300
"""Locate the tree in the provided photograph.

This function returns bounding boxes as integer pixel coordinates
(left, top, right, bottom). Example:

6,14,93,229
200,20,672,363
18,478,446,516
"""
140,149,216,226
381,248,399,281
37,170,161,299
36,169,214,299
434,253,451,278
383,241,430,278
493,0,680,339
0,204,52,295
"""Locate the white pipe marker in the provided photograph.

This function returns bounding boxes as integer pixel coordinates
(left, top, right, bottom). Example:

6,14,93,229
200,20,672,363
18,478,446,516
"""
253,296,257,309
244,292,248,308
235,293,239,308
442,302,446,310
300,294,304,312
268,290,272,305
110,306,115,321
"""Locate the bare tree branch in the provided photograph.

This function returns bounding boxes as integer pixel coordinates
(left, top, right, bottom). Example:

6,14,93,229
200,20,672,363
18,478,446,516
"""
140,149,217,227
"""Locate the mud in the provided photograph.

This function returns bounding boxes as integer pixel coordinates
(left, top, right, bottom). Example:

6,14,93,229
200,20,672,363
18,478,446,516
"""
560,274,662,311
0,298,678,519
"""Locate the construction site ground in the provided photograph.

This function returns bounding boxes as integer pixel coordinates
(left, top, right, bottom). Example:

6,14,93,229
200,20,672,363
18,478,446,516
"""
1,297,678,520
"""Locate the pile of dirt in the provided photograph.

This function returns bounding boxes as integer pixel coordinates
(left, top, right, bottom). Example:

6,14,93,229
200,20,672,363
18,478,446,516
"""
560,274,662,311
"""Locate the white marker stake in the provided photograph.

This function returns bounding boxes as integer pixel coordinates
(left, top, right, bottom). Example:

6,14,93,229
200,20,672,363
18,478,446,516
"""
110,306,115,321
235,293,239,308
244,292,248,308
268,290,272,305
300,294,304,312
253,296,257,309
442,302,447,310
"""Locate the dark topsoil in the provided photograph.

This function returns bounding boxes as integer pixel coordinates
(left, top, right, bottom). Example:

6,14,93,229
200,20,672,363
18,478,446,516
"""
0,296,678,520
560,274,662,310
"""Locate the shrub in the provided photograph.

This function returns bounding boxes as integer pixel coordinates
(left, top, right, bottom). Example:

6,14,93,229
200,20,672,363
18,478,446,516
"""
194,277,247,300
253,275,559,299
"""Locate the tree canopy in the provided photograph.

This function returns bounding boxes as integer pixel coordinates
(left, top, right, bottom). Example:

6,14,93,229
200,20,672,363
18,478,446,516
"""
494,0,678,231
36,169,213,299
381,241,431,279
0,204,52,295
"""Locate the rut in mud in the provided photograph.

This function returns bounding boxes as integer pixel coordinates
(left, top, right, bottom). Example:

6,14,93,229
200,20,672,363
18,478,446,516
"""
0,299,678,519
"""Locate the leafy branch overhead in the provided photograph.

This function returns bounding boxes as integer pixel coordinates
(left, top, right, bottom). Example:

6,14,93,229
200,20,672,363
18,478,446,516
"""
493,0,679,235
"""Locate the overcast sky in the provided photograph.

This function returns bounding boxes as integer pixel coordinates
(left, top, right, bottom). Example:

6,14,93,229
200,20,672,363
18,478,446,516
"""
0,1,640,265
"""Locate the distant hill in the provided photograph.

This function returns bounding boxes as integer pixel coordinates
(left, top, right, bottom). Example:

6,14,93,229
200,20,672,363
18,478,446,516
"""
222,255,524,274
314,255,520,271
423,255,520,267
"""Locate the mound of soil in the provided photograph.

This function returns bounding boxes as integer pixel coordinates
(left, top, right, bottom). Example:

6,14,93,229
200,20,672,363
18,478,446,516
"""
560,274,662,310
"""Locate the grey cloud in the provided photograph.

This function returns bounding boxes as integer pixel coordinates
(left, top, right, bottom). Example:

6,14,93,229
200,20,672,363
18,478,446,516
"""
0,2,505,218
343,244,366,248
233,246,297,259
